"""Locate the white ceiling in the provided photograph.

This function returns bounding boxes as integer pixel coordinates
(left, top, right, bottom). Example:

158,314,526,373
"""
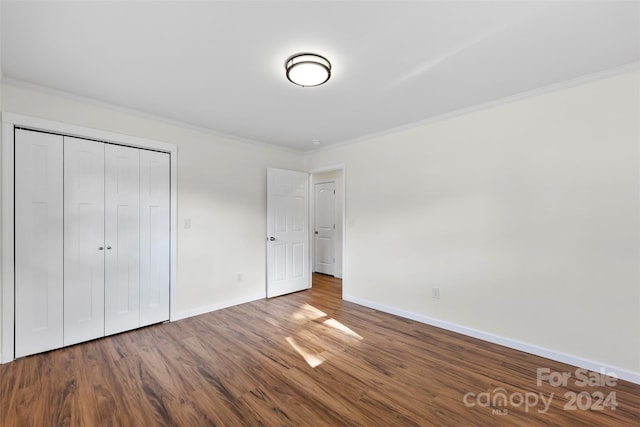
1,1,638,151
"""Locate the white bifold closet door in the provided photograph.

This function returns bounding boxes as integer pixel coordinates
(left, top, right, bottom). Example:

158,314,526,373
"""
139,150,170,326
14,129,64,358
64,137,106,346
104,144,141,336
15,129,170,358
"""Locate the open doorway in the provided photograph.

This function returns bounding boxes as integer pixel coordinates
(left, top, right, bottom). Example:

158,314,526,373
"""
310,168,344,280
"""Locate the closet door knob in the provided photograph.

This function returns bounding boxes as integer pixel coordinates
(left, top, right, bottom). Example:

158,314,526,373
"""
99,246,104,250
106,246,112,250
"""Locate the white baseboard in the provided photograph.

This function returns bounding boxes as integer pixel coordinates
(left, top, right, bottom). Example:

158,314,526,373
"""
344,294,640,385
172,293,265,322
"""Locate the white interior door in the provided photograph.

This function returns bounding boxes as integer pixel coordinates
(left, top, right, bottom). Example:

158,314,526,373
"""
14,129,64,358
105,144,140,335
64,136,105,346
267,168,310,298
314,182,335,275
139,149,171,326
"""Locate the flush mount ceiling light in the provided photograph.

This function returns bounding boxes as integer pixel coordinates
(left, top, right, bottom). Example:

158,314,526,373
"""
286,53,331,87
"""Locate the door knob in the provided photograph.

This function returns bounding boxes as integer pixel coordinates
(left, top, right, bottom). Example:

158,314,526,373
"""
269,236,276,241
106,246,112,250
315,231,318,234
99,246,104,250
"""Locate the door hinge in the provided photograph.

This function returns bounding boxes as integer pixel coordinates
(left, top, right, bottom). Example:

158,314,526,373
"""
333,190,335,195
333,224,335,229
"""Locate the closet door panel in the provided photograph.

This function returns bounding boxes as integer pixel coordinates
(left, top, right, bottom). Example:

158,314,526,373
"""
64,137,105,346
105,145,140,335
140,150,170,326
14,130,64,358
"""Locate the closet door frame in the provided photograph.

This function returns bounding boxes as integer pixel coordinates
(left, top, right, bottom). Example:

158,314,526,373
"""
1,113,178,363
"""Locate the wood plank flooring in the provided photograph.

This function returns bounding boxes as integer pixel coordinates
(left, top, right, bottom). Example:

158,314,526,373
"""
1,273,638,426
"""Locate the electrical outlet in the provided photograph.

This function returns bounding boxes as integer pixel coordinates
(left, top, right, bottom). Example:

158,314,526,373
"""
237,273,243,282
184,218,191,229
432,288,440,299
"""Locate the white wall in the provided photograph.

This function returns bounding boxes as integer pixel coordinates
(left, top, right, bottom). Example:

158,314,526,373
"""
311,169,344,278
305,70,640,376
0,81,304,333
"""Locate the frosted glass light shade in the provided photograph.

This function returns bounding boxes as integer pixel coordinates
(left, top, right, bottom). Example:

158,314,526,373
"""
286,54,331,87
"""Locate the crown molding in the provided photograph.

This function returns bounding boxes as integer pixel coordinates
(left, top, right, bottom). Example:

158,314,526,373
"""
1,77,303,154
308,61,640,155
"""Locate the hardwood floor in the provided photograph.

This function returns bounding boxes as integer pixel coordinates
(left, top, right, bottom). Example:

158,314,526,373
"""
1,273,638,426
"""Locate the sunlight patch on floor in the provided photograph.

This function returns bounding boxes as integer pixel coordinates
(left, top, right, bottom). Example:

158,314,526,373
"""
291,303,327,321
322,318,363,340
286,303,365,367
286,336,325,368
